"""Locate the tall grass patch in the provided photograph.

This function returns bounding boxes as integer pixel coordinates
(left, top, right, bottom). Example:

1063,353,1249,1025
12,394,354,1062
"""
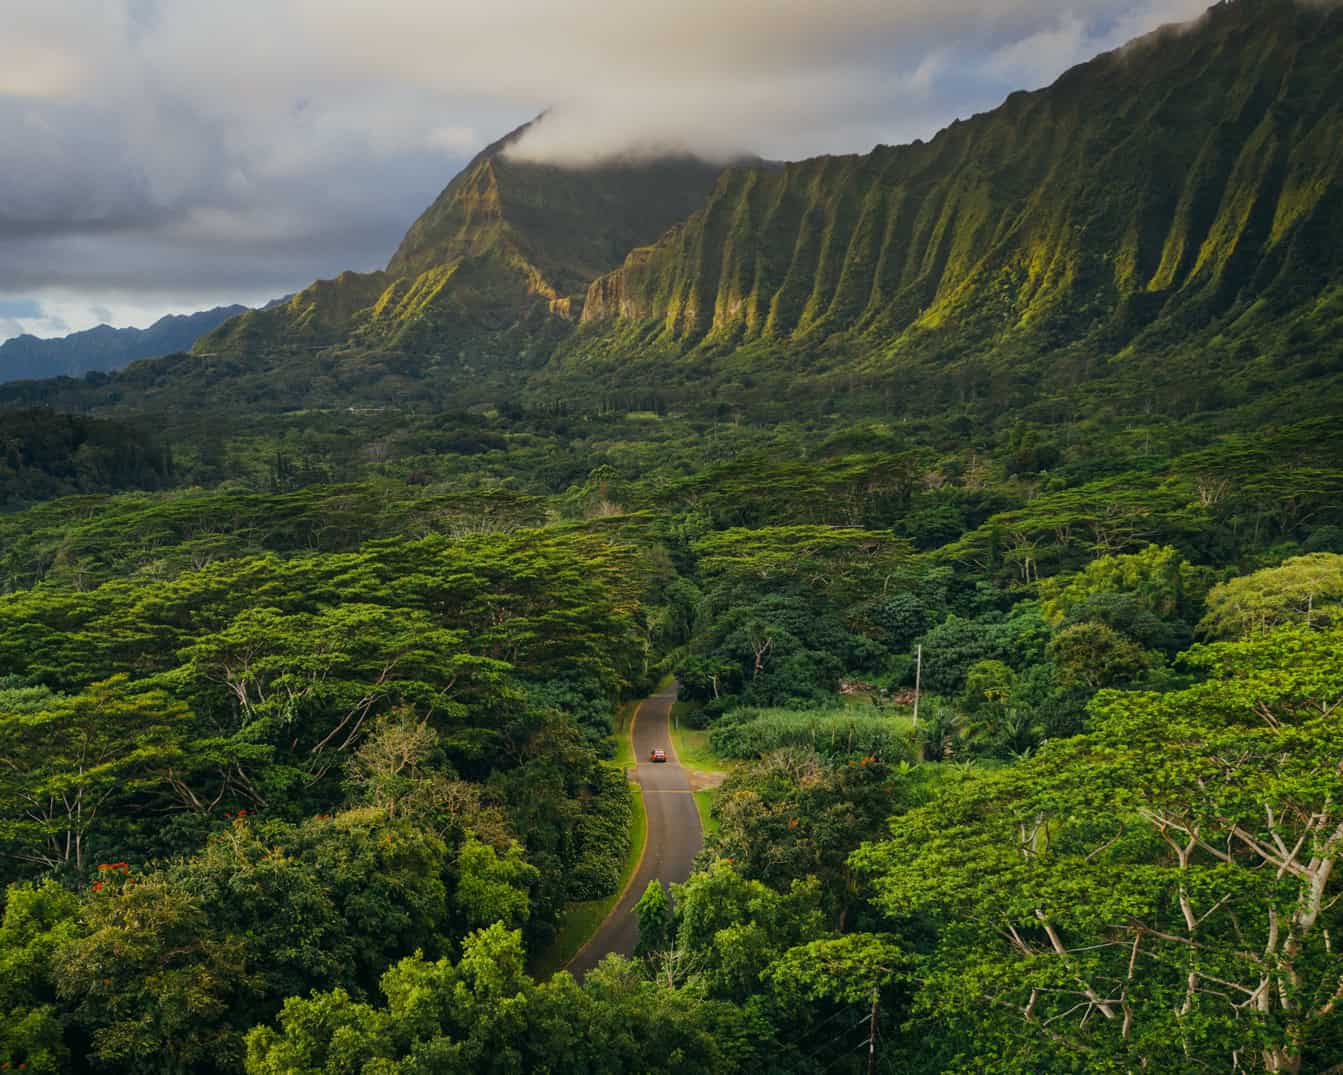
708,705,914,761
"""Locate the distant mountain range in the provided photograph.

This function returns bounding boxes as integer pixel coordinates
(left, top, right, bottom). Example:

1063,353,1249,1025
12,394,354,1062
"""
2,0,1339,421
0,306,249,385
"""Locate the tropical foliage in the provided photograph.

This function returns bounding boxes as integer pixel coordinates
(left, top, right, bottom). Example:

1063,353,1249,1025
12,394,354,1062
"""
3,3,1343,1071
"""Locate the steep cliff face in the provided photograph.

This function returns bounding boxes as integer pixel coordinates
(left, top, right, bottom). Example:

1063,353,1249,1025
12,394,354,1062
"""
197,125,728,363
580,0,1343,362
390,133,733,298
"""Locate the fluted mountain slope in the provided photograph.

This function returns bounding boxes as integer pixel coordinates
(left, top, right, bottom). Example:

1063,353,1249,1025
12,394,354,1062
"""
5,0,1340,419
198,126,728,365
579,0,1343,366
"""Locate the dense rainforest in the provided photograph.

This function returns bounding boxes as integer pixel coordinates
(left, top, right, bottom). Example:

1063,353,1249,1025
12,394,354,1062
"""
2,1,1342,1072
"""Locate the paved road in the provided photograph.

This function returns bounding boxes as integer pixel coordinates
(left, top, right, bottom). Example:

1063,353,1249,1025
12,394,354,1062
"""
567,681,702,978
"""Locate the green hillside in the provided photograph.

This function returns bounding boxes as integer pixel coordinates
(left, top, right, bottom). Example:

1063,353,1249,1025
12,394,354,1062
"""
5,0,1339,427
565,0,1343,408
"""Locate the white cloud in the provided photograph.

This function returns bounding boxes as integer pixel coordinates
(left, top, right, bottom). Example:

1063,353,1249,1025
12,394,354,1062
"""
987,0,1209,84
426,126,481,154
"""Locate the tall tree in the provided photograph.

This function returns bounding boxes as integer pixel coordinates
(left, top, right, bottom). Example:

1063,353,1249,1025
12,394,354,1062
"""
0,677,187,873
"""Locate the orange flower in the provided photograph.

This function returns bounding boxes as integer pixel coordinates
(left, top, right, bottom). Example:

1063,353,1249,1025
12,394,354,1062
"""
92,881,104,892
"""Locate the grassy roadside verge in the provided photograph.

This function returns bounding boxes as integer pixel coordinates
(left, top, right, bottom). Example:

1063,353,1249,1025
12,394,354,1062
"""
529,698,648,979
692,789,719,838
668,699,731,838
611,698,639,770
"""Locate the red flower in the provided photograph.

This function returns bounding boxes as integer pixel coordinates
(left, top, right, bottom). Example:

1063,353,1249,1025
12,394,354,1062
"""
92,881,104,892
97,863,112,871
236,809,248,817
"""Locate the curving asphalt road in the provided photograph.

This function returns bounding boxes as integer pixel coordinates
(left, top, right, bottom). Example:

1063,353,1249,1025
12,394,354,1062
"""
567,681,702,979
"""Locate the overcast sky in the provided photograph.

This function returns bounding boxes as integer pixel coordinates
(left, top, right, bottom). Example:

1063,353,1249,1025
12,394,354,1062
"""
0,0,1213,342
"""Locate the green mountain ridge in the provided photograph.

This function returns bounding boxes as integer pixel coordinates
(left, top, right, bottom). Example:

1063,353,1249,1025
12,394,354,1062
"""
2,0,1340,423
576,0,1342,364
195,125,729,373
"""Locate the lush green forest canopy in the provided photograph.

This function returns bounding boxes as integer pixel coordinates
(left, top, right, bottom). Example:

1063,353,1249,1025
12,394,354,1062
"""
3,1,1343,1071
3,391,1340,1074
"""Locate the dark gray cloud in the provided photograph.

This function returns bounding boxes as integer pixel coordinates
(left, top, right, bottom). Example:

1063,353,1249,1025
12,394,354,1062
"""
0,0,1213,338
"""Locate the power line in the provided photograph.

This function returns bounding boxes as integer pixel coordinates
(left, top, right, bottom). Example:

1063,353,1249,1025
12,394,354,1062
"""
797,1015,868,1068
781,1002,858,1049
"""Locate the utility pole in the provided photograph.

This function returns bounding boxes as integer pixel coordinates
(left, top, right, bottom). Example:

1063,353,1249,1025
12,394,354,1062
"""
866,985,880,1075
912,644,922,730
